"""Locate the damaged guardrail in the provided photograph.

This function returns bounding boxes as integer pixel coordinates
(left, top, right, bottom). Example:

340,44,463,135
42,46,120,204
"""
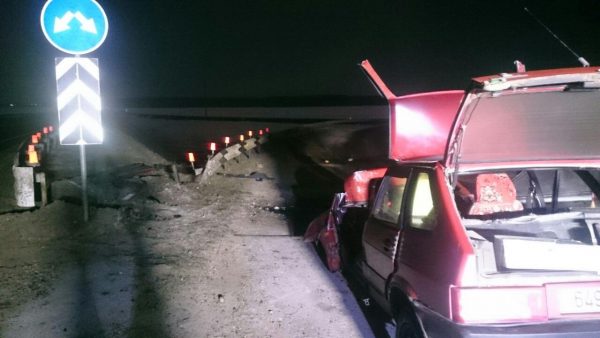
13,126,57,208
200,134,268,182
179,128,270,184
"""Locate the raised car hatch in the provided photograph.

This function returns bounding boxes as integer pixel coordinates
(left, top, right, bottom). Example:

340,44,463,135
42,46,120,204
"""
445,67,600,170
360,60,464,161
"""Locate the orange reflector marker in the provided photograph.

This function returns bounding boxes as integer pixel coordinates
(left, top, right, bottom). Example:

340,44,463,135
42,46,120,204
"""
32,135,39,144
209,142,216,156
43,127,49,134
248,130,253,137
187,152,195,163
240,134,245,142
36,132,42,138
28,150,39,165
224,136,230,147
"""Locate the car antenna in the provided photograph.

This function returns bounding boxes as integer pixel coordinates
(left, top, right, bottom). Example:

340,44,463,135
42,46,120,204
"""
524,7,590,67
523,7,590,67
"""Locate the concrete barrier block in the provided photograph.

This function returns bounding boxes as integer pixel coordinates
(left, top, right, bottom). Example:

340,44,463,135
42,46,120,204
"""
257,135,269,144
12,165,35,207
243,138,257,150
201,152,224,181
224,144,242,161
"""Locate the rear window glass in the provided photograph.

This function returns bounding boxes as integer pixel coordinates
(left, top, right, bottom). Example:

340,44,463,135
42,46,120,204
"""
372,176,408,224
408,172,436,230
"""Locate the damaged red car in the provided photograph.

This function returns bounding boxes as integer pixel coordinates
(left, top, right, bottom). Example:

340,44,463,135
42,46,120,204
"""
305,61,600,337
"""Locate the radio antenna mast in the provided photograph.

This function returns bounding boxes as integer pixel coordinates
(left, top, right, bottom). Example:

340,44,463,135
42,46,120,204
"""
524,7,590,67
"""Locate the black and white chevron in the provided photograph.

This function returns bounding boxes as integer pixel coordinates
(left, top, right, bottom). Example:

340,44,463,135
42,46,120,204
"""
55,57,103,145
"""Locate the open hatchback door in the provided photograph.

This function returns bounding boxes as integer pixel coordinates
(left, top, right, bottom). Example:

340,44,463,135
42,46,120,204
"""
360,60,600,170
445,67,600,171
359,60,465,162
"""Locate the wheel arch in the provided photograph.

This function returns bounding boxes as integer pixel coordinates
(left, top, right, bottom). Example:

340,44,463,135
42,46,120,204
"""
387,276,418,317
388,278,426,337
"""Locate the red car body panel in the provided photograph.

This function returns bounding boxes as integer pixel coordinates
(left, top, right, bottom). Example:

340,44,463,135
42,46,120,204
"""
388,91,465,161
304,211,340,272
360,60,465,162
393,164,474,318
344,168,386,205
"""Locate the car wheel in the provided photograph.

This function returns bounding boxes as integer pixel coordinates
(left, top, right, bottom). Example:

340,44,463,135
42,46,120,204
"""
395,310,423,338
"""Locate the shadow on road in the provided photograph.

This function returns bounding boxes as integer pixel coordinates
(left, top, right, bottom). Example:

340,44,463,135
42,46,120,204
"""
122,206,170,338
263,132,343,235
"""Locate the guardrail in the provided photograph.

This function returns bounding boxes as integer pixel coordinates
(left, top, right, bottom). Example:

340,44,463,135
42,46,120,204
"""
201,135,268,182
181,128,270,184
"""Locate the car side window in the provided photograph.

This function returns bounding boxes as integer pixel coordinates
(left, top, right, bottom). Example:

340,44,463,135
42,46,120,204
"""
408,172,436,231
372,176,408,225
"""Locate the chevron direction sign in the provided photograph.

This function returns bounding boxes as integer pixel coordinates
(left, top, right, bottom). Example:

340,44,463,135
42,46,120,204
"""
55,57,103,145
41,0,108,55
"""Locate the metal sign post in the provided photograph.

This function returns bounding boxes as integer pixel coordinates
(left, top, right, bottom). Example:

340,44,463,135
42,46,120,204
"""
55,56,104,222
41,0,108,222
80,144,89,221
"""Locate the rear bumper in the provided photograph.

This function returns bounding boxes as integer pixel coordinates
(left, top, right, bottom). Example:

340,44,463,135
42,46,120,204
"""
415,302,600,338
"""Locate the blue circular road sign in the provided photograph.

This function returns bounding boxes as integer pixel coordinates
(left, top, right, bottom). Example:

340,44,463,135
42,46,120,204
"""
40,0,109,55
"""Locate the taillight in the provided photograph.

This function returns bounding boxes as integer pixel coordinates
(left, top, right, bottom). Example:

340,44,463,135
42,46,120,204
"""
451,287,548,324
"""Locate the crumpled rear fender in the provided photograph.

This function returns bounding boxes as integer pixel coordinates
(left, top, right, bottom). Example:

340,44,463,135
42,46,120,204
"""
304,193,347,272
304,211,328,242
318,227,340,272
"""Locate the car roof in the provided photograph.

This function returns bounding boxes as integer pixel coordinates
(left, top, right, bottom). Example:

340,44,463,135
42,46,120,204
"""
472,66,600,90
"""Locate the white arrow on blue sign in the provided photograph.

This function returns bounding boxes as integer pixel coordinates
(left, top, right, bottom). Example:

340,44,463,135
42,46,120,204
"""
41,0,108,55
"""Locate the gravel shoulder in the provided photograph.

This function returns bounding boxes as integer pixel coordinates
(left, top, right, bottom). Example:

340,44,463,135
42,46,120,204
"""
0,126,374,337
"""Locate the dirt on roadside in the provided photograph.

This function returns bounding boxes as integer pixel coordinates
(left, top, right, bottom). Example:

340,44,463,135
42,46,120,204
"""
0,128,373,337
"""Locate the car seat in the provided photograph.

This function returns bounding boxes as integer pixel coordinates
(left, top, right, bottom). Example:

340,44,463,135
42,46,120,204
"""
468,173,524,215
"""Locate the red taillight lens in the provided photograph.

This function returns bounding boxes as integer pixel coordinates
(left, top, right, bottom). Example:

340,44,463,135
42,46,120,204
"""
451,287,548,324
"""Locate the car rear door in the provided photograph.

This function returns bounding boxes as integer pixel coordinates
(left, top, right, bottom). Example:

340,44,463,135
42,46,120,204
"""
362,166,411,294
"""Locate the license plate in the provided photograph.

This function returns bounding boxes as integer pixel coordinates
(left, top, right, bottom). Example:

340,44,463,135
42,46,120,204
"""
557,287,600,314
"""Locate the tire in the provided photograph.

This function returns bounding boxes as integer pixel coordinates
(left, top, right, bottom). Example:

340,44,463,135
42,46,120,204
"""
395,309,423,338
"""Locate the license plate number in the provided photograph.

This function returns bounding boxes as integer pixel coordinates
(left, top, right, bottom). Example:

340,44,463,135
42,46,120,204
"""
558,287,600,314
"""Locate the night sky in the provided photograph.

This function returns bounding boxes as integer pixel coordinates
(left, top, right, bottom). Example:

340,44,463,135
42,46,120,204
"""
1,0,599,106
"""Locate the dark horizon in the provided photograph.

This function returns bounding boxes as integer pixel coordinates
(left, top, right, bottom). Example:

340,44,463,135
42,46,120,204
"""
2,1,599,105
0,94,387,109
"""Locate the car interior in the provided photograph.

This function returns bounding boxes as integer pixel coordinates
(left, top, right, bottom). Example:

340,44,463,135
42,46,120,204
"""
456,168,600,246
